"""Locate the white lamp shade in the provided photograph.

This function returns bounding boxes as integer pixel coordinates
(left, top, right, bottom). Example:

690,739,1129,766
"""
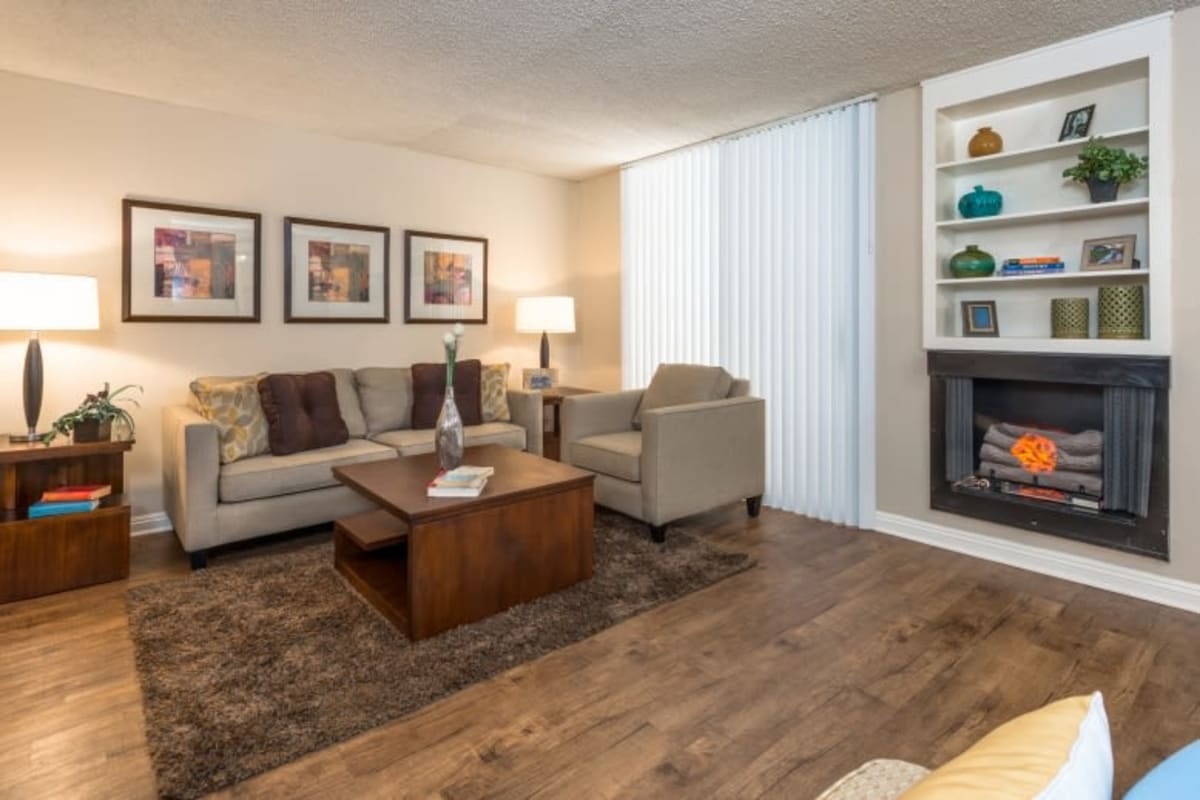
515,296,575,334
0,271,100,331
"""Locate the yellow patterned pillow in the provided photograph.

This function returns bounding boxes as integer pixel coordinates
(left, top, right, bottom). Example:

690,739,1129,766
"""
190,375,270,464
481,363,511,422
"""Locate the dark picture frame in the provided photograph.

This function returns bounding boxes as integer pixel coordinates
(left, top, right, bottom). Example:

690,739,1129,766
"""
404,230,488,324
283,217,390,323
961,300,999,337
1080,234,1137,272
122,198,261,322
1059,104,1095,141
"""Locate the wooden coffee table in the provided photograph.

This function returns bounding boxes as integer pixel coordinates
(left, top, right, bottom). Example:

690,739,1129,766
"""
331,444,595,640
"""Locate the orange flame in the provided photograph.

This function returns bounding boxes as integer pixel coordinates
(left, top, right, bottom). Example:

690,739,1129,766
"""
1010,433,1058,474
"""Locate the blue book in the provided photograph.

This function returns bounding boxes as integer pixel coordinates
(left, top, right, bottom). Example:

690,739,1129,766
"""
28,499,100,518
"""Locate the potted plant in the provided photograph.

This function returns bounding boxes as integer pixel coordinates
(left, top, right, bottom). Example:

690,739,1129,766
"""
44,383,142,444
1062,137,1149,202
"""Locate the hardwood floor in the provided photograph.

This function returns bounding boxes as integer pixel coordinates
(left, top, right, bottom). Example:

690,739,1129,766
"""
2,506,1199,798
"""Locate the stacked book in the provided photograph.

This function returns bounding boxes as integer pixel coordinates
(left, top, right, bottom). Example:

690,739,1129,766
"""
28,484,111,518
1001,257,1065,276
427,465,495,498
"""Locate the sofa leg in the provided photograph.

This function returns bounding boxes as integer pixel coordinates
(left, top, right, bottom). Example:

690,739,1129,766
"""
650,524,667,544
746,495,763,518
189,550,209,570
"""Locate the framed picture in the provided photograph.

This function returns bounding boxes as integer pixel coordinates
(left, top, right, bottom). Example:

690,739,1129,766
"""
1059,104,1095,141
1080,234,1137,271
123,199,261,322
961,300,999,337
404,230,488,323
284,217,390,323
522,368,558,390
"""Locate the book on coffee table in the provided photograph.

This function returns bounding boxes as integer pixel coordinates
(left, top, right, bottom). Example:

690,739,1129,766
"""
427,465,494,498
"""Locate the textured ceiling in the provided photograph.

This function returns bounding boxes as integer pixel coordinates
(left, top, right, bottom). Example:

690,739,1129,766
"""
0,0,1192,179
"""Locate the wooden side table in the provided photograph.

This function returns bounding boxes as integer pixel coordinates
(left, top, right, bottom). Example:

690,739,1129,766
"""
540,387,597,461
0,439,133,603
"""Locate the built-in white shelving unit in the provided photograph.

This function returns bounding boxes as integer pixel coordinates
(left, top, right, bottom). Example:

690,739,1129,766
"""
922,15,1172,354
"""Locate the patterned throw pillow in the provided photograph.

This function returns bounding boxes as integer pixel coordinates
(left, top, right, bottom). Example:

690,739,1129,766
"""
481,363,511,422
190,375,271,464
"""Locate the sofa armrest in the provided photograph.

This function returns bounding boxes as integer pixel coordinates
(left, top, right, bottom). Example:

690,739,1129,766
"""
641,395,766,525
162,404,221,553
506,389,543,456
560,390,644,465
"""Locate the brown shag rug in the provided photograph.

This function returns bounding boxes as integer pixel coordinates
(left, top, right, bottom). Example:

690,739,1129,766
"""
126,510,753,799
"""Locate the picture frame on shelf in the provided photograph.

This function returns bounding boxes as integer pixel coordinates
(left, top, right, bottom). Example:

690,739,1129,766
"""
122,199,261,322
283,217,390,323
522,368,558,390
1059,104,1095,141
1080,234,1137,271
961,300,999,337
404,230,488,324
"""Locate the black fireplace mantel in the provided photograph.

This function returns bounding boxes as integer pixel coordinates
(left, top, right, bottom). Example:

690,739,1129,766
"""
927,350,1170,389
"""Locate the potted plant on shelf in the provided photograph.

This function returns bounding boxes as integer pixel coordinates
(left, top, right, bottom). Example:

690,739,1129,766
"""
1062,137,1149,203
44,383,142,444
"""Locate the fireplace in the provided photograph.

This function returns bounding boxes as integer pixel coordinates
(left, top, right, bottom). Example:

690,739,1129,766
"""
928,351,1169,559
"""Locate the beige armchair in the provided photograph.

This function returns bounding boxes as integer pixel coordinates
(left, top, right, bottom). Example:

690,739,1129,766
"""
561,365,765,542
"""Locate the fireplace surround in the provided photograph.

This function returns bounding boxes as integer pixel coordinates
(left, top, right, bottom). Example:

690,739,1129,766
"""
928,351,1169,559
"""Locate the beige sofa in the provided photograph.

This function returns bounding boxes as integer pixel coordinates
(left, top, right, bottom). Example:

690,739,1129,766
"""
162,367,542,568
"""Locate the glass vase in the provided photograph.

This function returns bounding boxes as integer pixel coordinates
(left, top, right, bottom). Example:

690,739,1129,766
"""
435,386,465,470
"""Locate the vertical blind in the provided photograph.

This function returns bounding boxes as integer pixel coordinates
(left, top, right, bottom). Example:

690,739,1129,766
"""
621,100,876,526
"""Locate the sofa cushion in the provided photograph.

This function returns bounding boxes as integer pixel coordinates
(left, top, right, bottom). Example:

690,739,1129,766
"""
411,359,483,429
326,368,367,438
572,431,643,482
371,422,525,456
355,367,414,434
257,372,349,456
817,759,929,800
219,439,397,503
481,363,512,422
190,374,270,465
633,364,734,429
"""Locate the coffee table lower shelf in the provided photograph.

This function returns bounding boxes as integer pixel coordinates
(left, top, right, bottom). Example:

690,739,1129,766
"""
333,510,410,633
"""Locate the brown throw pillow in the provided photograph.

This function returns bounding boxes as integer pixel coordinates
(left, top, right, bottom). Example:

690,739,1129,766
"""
257,372,349,456
411,359,483,429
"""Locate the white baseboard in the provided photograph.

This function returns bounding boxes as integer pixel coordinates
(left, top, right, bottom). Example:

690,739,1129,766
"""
874,511,1200,615
131,511,172,537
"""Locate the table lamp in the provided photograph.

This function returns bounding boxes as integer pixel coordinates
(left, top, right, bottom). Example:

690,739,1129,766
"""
515,296,575,369
0,272,100,442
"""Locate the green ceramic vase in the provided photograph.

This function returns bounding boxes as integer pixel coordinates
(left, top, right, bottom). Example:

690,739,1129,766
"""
948,245,996,279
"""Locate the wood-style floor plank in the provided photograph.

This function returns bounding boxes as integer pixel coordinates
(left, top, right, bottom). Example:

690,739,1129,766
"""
1,506,1198,799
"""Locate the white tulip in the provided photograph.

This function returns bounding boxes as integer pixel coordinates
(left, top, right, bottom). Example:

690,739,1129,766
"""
453,322,465,337
443,331,455,345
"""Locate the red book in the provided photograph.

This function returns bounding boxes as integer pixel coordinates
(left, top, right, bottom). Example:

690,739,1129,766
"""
41,484,112,502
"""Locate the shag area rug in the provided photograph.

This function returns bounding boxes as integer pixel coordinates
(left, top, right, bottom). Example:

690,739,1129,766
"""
126,510,753,798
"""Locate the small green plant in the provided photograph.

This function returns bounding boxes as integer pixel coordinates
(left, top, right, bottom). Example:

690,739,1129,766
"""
1062,137,1149,185
44,383,142,444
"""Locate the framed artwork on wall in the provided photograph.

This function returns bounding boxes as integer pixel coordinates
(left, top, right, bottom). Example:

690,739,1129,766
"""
404,230,488,324
122,199,261,322
284,217,390,323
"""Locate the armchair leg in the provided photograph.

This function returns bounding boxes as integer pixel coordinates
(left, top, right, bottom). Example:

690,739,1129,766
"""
649,524,667,544
746,495,763,518
189,549,209,570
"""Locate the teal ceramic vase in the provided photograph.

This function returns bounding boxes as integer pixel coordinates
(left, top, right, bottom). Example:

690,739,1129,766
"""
957,185,1003,218
948,245,996,279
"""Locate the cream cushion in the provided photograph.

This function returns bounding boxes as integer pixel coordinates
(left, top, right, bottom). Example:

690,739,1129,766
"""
325,368,367,438
481,363,511,422
355,367,414,434
818,759,930,800
571,431,643,482
190,374,270,465
632,363,733,428
901,692,1111,800
219,438,396,503
370,422,526,457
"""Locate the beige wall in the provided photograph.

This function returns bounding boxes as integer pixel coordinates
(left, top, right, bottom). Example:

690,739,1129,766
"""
875,7,1200,582
569,170,623,392
0,70,598,520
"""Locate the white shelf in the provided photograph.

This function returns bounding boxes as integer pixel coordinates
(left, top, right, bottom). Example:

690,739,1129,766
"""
936,198,1148,230
936,126,1148,176
935,268,1149,287
927,335,1164,356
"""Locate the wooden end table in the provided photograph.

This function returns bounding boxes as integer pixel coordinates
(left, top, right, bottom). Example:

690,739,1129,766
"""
332,444,594,640
0,439,133,603
540,386,597,461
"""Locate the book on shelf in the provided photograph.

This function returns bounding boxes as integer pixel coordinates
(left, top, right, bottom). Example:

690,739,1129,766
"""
28,499,101,518
1003,257,1062,265
1001,263,1065,275
41,484,112,502
426,465,493,498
